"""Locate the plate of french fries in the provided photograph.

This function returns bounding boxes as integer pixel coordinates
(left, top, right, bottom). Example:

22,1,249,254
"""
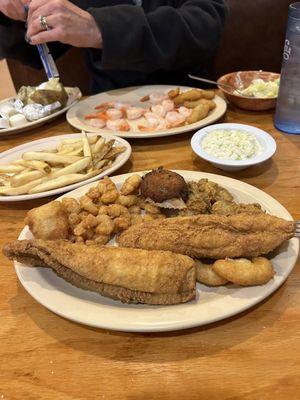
0,132,131,201
66,85,227,138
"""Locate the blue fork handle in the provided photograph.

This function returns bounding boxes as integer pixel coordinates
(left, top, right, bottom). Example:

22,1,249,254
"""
24,4,59,79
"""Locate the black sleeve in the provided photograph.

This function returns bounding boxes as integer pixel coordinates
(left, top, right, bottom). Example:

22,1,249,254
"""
87,0,227,72
0,12,70,68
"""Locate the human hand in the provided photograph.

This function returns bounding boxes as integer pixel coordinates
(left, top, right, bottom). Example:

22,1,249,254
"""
0,0,28,21
26,0,102,48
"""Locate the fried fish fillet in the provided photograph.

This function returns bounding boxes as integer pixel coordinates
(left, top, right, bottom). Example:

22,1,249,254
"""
118,213,295,259
3,240,196,305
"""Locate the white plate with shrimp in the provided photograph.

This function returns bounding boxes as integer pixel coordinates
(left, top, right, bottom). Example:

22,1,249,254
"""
14,171,299,332
66,85,227,138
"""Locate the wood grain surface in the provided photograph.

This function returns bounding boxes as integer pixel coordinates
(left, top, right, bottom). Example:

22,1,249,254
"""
0,102,299,399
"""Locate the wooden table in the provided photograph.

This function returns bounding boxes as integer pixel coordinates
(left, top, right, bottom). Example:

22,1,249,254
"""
0,104,299,399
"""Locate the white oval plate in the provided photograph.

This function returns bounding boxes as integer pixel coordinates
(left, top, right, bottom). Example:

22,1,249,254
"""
0,87,82,136
14,171,299,332
66,85,227,138
0,133,131,201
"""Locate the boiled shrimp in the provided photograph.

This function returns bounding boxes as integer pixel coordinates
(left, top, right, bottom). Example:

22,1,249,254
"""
106,119,130,131
106,108,124,120
126,107,145,120
150,104,167,118
178,106,192,118
165,111,186,127
88,118,106,128
149,91,169,104
161,99,175,112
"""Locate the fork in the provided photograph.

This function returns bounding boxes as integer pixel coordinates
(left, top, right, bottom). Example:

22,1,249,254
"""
295,221,300,237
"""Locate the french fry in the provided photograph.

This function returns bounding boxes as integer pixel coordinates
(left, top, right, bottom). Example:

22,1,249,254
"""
94,139,115,161
0,177,46,195
105,146,126,160
94,159,110,170
51,157,91,178
11,170,44,187
22,152,82,165
0,165,25,174
92,137,105,154
81,131,92,158
13,159,51,174
0,174,11,187
0,134,126,196
29,171,100,194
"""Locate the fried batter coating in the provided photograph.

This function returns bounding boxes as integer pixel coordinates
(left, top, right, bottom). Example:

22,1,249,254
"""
97,177,118,204
80,195,98,216
144,202,162,215
118,213,295,259
95,214,115,235
74,214,99,236
195,259,228,286
106,204,129,218
61,198,81,214
212,257,275,286
140,168,188,203
211,201,263,216
86,186,101,201
3,239,196,305
116,194,138,207
130,214,144,225
120,174,142,195
128,205,141,214
181,179,234,216
186,104,210,124
25,201,69,240
184,99,216,110
173,89,203,105
114,216,131,232
168,87,180,99
68,212,81,227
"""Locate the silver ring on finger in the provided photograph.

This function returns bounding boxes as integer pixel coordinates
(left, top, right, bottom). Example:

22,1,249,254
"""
39,15,49,31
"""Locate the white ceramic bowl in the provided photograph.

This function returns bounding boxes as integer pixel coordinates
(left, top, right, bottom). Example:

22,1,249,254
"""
191,123,277,171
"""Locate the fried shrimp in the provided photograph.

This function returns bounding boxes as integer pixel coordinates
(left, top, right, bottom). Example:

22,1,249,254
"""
79,195,99,216
212,257,275,286
120,174,142,195
117,194,138,207
195,259,228,286
95,214,115,235
97,177,118,204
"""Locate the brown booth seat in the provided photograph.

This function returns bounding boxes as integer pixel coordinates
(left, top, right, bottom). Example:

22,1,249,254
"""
6,0,295,95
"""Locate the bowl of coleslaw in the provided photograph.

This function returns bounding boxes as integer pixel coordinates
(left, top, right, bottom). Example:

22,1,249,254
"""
217,71,280,111
191,123,277,171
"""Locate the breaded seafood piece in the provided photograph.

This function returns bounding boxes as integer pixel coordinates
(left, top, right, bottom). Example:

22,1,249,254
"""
25,201,69,240
211,200,264,215
140,167,188,204
3,240,196,305
118,213,295,259
195,259,228,286
212,257,275,286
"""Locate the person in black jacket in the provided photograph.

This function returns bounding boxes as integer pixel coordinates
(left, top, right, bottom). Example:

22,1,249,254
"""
0,0,227,93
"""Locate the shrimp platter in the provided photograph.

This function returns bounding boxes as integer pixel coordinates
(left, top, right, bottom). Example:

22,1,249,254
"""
83,87,217,134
